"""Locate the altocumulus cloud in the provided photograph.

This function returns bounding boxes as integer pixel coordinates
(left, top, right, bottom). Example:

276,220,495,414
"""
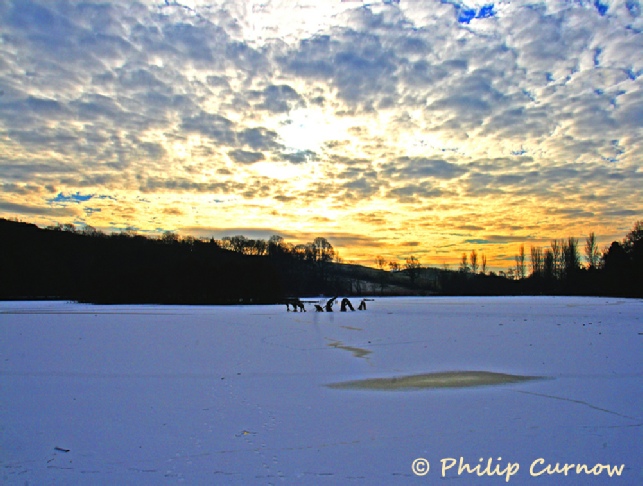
0,0,641,267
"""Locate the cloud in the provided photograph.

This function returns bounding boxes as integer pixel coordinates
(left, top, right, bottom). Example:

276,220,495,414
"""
227,149,265,164
388,184,444,202
140,177,237,194
237,127,282,151
341,178,379,200
381,157,466,181
0,200,80,217
252,85,304,113
464,235,532,245
279,150,318,164
601,208,640,218
180,112,236,144
281,19,401,109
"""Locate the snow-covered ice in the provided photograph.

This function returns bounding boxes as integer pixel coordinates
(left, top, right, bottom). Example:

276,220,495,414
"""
1,296,641,484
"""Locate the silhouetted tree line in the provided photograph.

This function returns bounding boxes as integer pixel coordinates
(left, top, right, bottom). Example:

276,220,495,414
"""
1,218,641,302
496,223,642,297
0,219,346,304
373,221,642,298
390,222,642,297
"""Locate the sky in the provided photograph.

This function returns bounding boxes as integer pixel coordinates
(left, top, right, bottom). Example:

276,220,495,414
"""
0,0,641,270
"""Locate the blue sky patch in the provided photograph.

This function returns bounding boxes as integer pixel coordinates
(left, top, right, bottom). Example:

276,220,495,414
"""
464,238,494,245
522,89,536,102
478,5,495,18
594,1,608,16
626,0,641,17
602,140,624,163
458,8,477,23
49,192,94,204
455,3,495,24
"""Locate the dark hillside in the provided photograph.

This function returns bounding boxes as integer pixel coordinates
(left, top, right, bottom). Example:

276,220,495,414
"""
1,218,641,302
0,219,284,304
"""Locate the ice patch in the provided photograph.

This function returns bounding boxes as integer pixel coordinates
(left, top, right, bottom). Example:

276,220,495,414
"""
326,370,545,390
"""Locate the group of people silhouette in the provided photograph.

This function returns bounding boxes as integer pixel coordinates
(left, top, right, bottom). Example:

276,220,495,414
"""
286,297,369,312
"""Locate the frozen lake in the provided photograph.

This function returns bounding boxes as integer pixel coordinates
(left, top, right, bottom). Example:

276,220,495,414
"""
1,296,641,484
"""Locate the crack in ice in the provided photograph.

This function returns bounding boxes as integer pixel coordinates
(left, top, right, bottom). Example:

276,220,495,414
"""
514,390,640,421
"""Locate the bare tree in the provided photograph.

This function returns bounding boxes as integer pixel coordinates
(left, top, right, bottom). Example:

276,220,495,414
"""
404,256,421,285
543,248,555,279
460,253,469,273
375,255,387,271
562,237,580,278
388,261,401,272
183,235,196,250
81,225,102,237
530,246,543,277
375,256,388,294
515,244,526,279
249,239,268,256
622,220,643,254
161,231,180,244
227,235,248,253
470,250,479,274
585,232,600,269
304,242,316,262
551,239,562,279
312,237,334,263
292,244,309,261
481,254,487,275
268,235,285,256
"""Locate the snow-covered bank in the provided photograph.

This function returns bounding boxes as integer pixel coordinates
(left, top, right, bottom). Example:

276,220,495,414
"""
1,297,641,484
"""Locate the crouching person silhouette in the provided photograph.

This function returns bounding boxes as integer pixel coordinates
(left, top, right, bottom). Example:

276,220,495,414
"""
340,298,355,311
325,296,337,312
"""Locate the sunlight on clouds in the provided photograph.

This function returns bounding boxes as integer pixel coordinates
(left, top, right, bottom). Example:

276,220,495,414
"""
276,107,355,153
171,140,190,159
251,160,320,193
236,0,358,46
